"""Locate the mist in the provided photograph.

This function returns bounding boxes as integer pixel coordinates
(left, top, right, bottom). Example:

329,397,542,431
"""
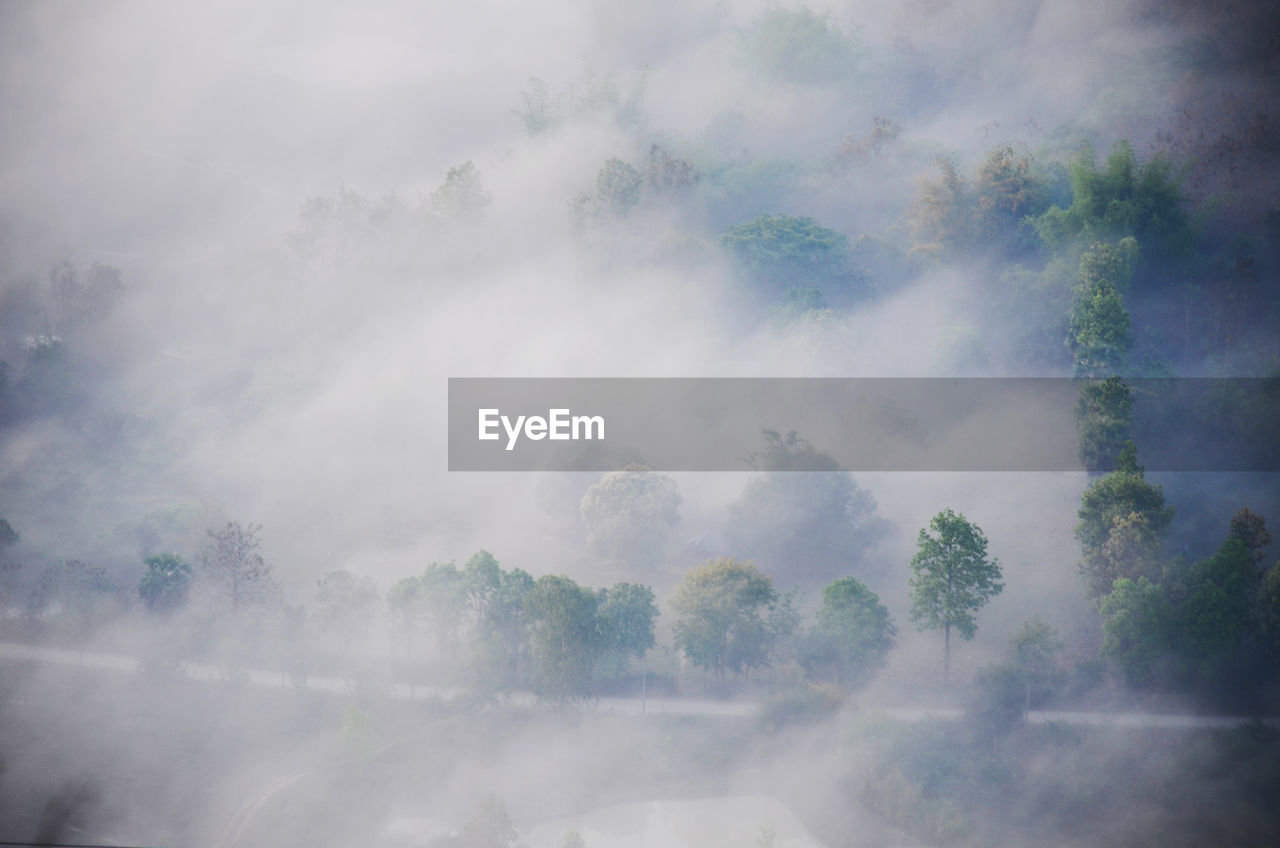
2,1,1279,846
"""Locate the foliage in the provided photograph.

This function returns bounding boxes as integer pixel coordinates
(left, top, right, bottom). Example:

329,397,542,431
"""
758,682,846,729
671,558,781,680
1032,141,1192,264
28,559,118,622
580,465,680,571
1075,376,1133,470
912,148,1051,257
1100,576,1175,688
524,574,604,702
727,430,884,585
911,156,973,255
735,8,862,84
1256,563,1280,668
802,576,896,689
908,509,1004,683
1076,443,1174,601
138,553,192,614
429,162,492,222
968,663,1028,735
597,581,658,665
1229,507,1273,564
644,144,699,196
1067,242,1137,376
515,70,646,135
721,214,867,298
199,522,279,613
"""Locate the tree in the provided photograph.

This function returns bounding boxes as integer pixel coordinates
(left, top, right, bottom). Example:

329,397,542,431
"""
1009,616,1064,706
1100,576,1174,688
597,581,658,671
1076,376,1133,471
803,576,896,689
428,161,492,222
471,564,535,692
1067,242,1136,376
594,158,643,220
199,522,278,613
138,553,192,614
1175,537,1255,685
727,430,884,586
720,215,868,298
1256,563,1280,669
735,7,861,84
462,550,502,620
1229,507,1272,566
975,146,1047,247
1076,442,1174,601
908,509,1004,685
28,559,119,632
671,558,780,681
524,574,603,702
416,561,468,647
911,156,974,256
1033,141,1191,263
580,465,680,572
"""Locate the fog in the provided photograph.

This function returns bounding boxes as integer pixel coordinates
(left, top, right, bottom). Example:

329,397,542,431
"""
2,1,1279,846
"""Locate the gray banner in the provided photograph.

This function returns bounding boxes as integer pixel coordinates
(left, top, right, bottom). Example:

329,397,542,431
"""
446,378,1280,472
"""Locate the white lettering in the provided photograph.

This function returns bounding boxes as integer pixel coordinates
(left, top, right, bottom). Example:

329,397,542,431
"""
481,409,604,451
478,409,500,440
502,414,525,451
573,414,605,440
549,408,570,440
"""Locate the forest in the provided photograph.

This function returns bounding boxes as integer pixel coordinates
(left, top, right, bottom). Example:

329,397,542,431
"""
1,1,1279,847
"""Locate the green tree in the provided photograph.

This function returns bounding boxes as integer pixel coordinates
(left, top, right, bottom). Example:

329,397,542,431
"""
1229,507,1272,566
1009,616,1064,706
472,565,535,692
462,550,502,620
1255,563,1280,669
580,465,680,572
908,509,1004,685
1067,242,1137,377
671,558,780,681
417,561,468,647
1076,376,1133,470
595,157,643,220
597,582,658,672
1076,442,1174,601
1033,141,1191,262
138,553,192,614
524,574,603,702
803,576,896,689
735,7,861,84
1100,576,1174,688
721,215,867,298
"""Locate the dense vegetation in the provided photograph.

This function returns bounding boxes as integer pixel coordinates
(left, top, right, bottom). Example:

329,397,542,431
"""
1,1,1279,846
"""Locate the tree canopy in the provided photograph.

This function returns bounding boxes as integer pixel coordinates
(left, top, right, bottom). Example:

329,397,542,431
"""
908,509,1004,684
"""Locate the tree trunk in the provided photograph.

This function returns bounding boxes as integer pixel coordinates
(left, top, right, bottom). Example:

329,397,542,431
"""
944,622,951,687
